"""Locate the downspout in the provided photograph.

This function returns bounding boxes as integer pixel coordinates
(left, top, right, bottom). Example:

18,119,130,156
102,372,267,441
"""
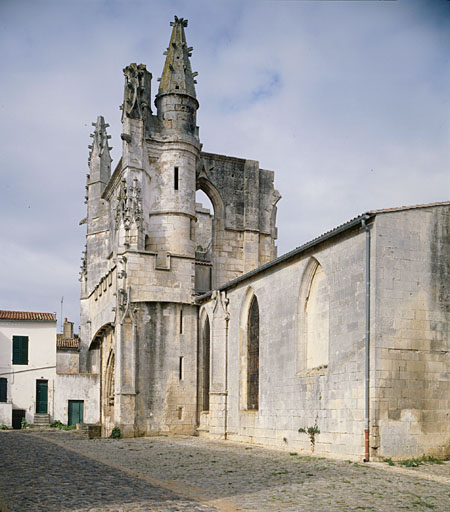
361,215,371,462
224,311,229,440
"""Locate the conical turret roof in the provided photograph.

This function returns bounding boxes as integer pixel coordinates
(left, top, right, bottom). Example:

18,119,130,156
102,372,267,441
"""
157,16,197,101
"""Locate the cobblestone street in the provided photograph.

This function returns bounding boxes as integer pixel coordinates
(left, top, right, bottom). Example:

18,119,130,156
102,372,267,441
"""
0,430,449,511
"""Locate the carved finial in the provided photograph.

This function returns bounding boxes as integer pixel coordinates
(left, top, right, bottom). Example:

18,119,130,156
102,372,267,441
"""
88,115,111,165
170,15,188,27
122,63,152,121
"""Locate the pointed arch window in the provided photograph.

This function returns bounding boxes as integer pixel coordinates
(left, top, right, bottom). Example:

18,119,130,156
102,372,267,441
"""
247,296,259,410
297,258,329,372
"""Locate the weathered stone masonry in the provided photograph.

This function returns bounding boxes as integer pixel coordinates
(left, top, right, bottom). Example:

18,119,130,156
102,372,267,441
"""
198,204,449,460
79,17,279,438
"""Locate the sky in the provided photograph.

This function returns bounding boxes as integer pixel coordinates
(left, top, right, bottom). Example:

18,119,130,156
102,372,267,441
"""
0,0,449,332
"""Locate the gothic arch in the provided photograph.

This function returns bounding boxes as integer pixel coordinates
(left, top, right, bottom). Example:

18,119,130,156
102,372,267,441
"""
88,322,114,351
196,176,225,289
239,287,260,410
196,176,225,226
297,257,330,372
103,347,115,435
105,350,115,406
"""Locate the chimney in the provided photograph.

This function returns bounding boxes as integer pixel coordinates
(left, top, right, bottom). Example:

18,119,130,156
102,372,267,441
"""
63,319,74,339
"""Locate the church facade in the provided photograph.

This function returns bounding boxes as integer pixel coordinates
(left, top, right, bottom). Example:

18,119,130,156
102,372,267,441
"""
79,17,449,461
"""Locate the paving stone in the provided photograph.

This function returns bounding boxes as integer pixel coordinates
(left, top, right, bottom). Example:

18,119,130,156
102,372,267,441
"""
0,431,449,511
0,432,215,511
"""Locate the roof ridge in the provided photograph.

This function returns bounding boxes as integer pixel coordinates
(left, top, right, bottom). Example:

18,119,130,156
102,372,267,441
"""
367,200,450,215
0,310,57,321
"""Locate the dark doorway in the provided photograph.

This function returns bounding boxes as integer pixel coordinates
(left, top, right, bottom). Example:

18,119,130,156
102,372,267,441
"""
12,409,25,429
68,400,84,426
36,380,48,414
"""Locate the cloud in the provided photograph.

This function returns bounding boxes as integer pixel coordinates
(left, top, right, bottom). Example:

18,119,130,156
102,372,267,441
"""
0,0,448,329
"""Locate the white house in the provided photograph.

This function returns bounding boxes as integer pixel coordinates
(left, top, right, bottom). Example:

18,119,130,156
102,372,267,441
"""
0,310,100,429
0,310,57,428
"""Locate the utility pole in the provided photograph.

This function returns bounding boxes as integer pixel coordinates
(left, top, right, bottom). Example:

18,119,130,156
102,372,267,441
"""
60,296,64,333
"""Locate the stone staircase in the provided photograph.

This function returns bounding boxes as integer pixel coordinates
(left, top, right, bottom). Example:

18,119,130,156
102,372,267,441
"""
33,414,51,427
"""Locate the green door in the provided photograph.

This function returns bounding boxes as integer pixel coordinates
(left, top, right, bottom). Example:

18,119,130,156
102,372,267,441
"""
36,380,48,414
68,400,84,426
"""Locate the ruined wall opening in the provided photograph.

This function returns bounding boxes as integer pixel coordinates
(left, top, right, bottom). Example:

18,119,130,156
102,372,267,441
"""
195,190,214,260
195,189,214,293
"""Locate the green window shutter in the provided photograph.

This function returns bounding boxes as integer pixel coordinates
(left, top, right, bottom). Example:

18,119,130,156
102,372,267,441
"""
23,337,29,364
0,378,6,402
12,336,20,363
12,336,29,365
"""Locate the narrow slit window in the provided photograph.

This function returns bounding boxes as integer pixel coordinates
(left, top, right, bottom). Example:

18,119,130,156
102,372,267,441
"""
179,356,184,380
180,307,183,333
174,167,179,190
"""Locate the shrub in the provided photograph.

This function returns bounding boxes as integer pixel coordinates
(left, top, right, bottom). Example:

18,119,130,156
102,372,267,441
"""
110,426,121,439
21,418,33,429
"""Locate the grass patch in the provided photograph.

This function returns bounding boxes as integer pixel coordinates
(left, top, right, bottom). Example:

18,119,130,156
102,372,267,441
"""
411,499,435,509
270,469,289,476
383,455,447,467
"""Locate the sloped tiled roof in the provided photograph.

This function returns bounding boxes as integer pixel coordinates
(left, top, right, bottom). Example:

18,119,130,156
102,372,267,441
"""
0,310,56,322
56,334,79,349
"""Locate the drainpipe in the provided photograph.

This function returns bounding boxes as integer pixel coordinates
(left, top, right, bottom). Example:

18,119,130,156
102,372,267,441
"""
361,215,371,462
224,310,229,440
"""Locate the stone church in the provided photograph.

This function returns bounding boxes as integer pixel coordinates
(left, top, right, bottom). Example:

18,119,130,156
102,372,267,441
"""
79,17,449,461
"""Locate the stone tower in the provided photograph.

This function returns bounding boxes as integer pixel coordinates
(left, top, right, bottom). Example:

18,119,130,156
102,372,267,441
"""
79,17,280,437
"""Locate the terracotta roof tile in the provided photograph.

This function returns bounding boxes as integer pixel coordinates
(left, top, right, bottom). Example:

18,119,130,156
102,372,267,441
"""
0,310,56,322
56,335,79,349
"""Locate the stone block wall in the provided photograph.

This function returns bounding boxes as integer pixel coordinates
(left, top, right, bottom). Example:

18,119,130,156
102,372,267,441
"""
134,302,198,435
201,206,449,460
372,206,450,459
198,152,280,287
203,224,369,459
